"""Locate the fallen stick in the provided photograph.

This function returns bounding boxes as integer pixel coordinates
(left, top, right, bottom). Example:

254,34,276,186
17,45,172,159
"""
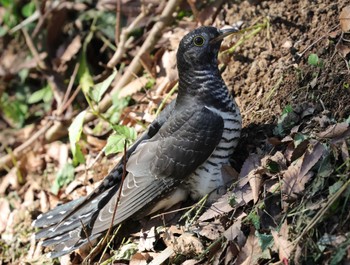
84,0,182,123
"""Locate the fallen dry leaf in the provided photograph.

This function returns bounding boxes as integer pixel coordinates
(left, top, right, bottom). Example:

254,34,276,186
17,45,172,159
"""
174,233,204,255
290,139,309,162
130,252,152,265
282,158,311,199
118,76,149,98
198,221,225,241
299,141,325,178
223,214,247,247
59,35,82,66
233,182,254,207
339,5,350,32
236,232,262,265
271,221,294,261
341,140,350,164
199,193,234,221
282,141,325,198
316,122,349,139
182,259,199,265
336,42,350,57
0,198,11,233
247,168,263,203
239,153,261,181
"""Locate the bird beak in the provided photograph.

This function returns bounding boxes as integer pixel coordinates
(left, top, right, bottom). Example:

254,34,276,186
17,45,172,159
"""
210,23,243,44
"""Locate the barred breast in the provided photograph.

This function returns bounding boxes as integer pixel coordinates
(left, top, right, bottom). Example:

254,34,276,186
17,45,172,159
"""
186,99,242,201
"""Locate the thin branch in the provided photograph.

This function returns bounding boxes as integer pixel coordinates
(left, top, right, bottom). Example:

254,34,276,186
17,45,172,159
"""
84,141,128,262
84,0,183,123
58,63,80,115
0,121,54,169
22,28,46,70
115,0,121,45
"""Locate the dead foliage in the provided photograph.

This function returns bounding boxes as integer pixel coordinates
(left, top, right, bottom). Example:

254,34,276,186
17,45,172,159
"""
1,0,350,264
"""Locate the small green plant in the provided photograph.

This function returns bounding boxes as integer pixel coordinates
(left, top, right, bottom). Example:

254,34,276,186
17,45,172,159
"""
308,53,323,67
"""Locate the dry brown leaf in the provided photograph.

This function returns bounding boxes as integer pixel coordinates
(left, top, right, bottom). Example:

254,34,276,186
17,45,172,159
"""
198,193,234,221
182,260,199,265
46,141,69,169
282,158,310,198
299,142,325,178
162,225,185,250
236,232,262,265
339,6,350,32
247,169,263,203
221,164,239,184
271,221,294,261
21,150,44,174
329,29,341,38
239,153,261,181
0,167,20,194
118,76,149,98
341,140,350,164
291,139,309,162
39,190,50,213
174,233,204,255
198,221,225,240
316,122,349,139
223,214,247,247
130,252,152,265
233,182,254,207
282,141,325,198
59,35,82,65
336,43,350,57
0,198,11,233
86,135,107,150
267,151,287,169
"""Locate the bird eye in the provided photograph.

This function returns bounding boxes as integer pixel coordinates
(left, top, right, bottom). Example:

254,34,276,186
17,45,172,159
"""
193,36,205,46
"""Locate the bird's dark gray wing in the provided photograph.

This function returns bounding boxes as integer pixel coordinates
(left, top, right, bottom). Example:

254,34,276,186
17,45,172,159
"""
79,106,224,236
33,100,176,229
33,104,224,257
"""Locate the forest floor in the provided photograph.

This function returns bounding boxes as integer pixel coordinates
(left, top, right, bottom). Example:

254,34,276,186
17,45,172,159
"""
0,0,350,264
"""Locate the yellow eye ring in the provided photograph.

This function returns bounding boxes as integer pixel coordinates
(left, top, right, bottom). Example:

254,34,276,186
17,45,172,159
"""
193,36,205,46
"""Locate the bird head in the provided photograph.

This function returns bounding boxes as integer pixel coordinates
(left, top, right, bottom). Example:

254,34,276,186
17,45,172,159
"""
176,26,240,70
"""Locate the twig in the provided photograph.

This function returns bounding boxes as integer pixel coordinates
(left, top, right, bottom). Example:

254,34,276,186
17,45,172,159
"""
85,0,182,123
292,177,350,246
84,141,128,262
155,82,178,116
22,28,46,70
0,121,54,169
59,63,80,115
79,219,93,249
296,24,339,58
115,0,121,45
107,12,146,68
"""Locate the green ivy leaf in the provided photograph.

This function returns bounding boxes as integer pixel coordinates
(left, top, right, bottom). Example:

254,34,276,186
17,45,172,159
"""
21,1,36,18
0,93,28,128
255,231,274,251
105,134,127,155
27,85,52,104
247,211,260,230
104,125,137,155
308,53,319,66
68,110,86,165
112,125,137,140
89,69,117,103
329,180,343,195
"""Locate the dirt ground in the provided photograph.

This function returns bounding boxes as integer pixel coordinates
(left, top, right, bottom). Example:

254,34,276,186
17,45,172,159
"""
0,0,350,264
